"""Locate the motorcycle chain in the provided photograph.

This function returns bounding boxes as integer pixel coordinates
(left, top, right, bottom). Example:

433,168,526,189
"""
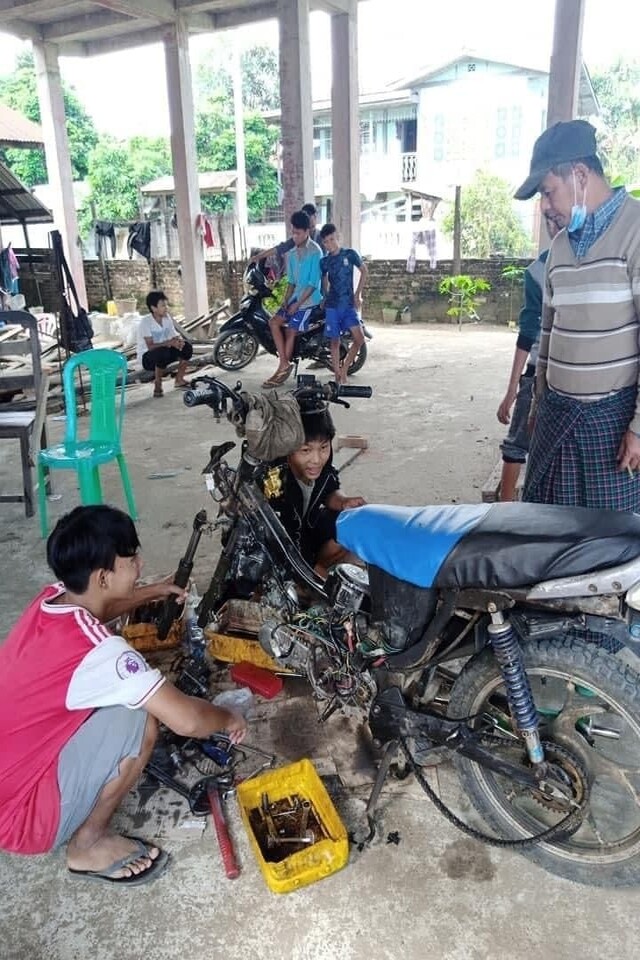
399,734,590,850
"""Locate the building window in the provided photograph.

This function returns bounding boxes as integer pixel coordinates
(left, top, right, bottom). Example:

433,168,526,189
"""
495,105,522,159
360,119,372,153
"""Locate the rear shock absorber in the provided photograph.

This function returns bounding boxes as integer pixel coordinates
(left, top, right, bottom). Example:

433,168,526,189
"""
487,611,544,766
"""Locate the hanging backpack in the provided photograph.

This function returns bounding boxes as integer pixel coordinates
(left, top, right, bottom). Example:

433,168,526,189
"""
51,230,94,354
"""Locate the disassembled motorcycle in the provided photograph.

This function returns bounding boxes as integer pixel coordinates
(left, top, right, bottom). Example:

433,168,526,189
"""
155,374,640,887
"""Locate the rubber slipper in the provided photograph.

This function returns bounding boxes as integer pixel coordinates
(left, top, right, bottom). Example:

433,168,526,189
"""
267,365,293,387
68,837,170,887
173,382,189,390
153,388,164,398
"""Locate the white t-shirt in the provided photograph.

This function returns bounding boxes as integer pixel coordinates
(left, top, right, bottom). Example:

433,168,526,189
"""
136,313,178,369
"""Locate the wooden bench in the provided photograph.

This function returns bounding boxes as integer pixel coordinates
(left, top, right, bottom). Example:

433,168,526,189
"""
0,311,51,517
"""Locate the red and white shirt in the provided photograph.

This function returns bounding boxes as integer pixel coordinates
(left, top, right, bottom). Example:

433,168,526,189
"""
0,584,165,854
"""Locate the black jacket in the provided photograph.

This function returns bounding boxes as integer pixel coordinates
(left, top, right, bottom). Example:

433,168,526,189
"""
261,457,340,561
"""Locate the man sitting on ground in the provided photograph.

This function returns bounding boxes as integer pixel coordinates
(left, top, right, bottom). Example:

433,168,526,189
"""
320,223,368,384
137,290,193,398
264,211,323,388
0,505,246,886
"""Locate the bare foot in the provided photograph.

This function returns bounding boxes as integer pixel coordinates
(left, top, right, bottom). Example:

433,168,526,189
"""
67,833,160,879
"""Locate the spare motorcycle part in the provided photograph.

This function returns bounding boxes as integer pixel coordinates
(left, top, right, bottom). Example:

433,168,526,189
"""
208,784,240,879
156,509,208,641
324,563,370,616
487,612,544,765
448,636,640,886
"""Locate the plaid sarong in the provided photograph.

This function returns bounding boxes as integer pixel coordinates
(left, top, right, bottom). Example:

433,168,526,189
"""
523,385,640,510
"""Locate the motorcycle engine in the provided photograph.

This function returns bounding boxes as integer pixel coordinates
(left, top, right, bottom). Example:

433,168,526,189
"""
259,620,314,674
324,563,369,615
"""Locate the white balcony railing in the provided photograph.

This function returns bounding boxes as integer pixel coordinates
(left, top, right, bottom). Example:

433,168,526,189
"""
313,151,418,196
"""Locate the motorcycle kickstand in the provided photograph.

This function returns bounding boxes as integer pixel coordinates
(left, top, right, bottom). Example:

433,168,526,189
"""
361,740,399,846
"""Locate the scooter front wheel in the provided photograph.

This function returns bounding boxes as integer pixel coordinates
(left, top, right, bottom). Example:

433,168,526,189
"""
213,329,259,371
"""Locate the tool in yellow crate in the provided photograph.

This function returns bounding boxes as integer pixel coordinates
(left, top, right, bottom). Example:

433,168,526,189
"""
236,758,349,894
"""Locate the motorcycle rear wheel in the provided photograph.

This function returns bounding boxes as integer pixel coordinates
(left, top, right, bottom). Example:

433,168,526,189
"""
213,329,259,371
448,636,640,886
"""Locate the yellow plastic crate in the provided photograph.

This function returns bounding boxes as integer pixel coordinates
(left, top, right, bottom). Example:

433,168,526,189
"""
236,758,349,894
206,629,285,673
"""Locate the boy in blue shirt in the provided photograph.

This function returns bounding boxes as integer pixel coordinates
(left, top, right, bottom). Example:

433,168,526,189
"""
319,224,368,383
264,210,323,387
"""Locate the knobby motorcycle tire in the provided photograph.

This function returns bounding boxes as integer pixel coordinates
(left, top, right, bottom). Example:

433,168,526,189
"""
213,328,259,371
448,635,640,887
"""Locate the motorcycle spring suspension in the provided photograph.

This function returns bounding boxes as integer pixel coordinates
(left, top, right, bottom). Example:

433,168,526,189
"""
488,615,544,765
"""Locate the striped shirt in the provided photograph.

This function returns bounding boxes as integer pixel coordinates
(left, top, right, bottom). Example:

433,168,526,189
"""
537,193,640,434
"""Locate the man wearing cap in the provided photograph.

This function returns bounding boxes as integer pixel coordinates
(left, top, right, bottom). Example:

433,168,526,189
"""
514,119,640,510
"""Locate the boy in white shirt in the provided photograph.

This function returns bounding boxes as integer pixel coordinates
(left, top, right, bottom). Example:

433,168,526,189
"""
136,291,193,398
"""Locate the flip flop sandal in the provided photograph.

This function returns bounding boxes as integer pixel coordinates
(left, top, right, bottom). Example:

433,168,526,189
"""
68,837,170,887
268,365,293,387
153,388,164,398
173,382,189,390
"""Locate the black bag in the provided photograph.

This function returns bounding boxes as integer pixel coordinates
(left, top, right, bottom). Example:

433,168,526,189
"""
52,230,94,354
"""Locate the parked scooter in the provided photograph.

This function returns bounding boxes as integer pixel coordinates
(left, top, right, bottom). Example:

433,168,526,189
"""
212,265,371,376
164,374,640,887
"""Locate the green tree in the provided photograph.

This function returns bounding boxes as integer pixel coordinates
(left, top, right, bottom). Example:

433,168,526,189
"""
0,50,98,185
195,44,280,113
591,59,640,185
195,101,278,219
442,171,533,259
77,135,173,234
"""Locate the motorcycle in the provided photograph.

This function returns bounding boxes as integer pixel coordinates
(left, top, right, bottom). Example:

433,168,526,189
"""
166,374,640,888
212,264,371,376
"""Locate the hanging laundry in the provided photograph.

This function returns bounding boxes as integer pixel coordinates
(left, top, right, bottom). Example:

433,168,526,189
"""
95,221,117,258
127,221,151,262
196,213,216,248
0,247,12,292
406,221,438,272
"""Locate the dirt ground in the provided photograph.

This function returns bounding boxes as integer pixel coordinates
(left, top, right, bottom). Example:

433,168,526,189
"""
2,324,638,960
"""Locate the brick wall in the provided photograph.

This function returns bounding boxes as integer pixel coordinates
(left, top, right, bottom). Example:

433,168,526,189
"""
83,257,529,325
83,260,244,314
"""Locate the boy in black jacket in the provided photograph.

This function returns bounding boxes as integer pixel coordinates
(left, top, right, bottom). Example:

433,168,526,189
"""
262,407,365,574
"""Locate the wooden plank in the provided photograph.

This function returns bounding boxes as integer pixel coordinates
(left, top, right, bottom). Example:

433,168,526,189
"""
481,460,503,503
481,459,524,502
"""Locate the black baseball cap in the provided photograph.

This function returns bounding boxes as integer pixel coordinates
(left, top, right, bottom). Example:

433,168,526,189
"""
514,120,598,200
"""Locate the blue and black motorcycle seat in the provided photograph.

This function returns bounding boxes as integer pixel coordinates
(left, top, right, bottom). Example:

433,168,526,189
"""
336,502,640,591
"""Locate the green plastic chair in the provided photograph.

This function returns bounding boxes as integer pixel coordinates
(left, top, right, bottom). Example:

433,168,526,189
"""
37,350,137,537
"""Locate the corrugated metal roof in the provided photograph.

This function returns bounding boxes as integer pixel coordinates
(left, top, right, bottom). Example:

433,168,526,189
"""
141,170,253,195
0,161,53,225
0,104,44,149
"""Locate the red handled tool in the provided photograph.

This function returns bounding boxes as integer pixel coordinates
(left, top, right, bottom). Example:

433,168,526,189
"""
207,784,240,879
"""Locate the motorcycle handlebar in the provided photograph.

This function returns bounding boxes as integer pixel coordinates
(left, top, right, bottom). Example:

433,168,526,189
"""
184,374,372,418
334,384,373,399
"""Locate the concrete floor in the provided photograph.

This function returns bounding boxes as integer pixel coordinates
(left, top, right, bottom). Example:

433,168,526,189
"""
1,325,639,960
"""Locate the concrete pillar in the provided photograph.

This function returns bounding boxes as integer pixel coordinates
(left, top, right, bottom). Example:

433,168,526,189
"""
163,19,209,319
331,0,360,248
277,0,314,225
546,0,586,126
33,40,87,307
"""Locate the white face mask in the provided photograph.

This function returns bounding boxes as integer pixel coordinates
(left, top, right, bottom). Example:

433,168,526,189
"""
568,169,587,233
